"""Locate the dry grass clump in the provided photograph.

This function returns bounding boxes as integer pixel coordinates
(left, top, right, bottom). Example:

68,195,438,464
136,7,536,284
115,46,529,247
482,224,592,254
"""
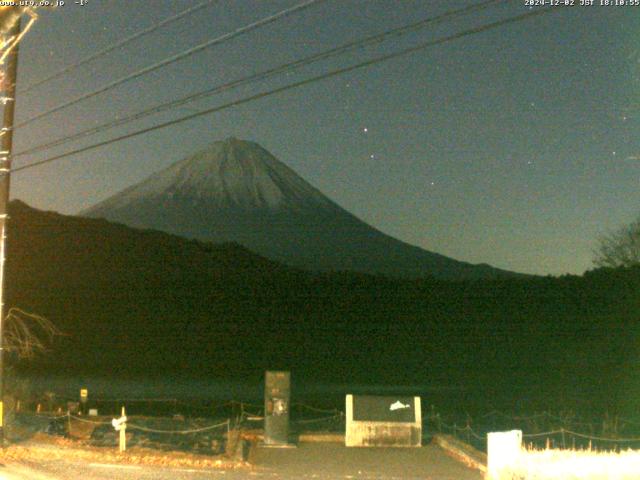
500,447,640,480
1,433,248,470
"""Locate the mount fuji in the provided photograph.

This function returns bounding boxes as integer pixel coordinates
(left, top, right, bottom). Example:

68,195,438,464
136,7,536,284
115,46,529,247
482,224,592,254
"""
83,138,516,280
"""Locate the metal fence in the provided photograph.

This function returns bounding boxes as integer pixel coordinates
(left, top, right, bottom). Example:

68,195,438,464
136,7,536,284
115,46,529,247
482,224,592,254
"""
18,394,640,455
429,409,640,453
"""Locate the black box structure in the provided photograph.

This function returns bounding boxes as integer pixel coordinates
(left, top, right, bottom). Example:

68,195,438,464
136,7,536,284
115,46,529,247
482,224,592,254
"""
264,371,291,445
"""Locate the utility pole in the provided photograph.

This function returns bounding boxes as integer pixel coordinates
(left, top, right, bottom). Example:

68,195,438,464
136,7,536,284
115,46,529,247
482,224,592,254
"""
0,14,21,445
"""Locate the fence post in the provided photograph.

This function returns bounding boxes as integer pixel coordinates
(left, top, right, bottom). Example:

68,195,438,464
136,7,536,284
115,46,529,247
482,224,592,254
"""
487,430,522,480
465,417,471,445
112,406,127,453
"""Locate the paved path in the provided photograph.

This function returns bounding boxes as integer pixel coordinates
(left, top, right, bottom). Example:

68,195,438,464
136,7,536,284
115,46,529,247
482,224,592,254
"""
251,442,483,479
0,442,482,479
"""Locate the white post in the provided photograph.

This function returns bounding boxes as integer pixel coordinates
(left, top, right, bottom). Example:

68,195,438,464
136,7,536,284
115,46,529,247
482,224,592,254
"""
487,430,522,480
119,406,126,453
345,394,354,447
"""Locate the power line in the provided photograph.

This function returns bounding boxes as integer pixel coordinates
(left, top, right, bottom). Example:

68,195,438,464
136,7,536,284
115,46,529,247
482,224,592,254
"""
14,0,326,129
10,6,559,176
20,0,219,94
14,0,507,158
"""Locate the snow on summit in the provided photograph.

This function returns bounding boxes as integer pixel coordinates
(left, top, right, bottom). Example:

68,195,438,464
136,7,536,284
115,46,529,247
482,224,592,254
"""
93,137,333,213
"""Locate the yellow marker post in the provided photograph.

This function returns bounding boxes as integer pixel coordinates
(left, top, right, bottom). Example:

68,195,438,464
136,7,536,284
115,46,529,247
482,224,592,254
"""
80,388,88,415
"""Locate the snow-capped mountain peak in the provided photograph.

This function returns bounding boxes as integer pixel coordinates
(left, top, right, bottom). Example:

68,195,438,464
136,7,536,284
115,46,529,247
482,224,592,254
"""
94,137,333,213
83,138,517,280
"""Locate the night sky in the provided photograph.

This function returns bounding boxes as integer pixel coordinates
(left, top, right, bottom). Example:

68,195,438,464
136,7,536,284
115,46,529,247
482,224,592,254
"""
6,0,640,276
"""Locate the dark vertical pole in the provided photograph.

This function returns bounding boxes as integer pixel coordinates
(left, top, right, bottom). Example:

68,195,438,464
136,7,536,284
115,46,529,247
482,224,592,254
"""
0,15,21,446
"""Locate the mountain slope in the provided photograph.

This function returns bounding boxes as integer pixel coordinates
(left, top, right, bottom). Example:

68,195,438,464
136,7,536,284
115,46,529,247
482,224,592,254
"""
4,201,637,414
83,137,517,280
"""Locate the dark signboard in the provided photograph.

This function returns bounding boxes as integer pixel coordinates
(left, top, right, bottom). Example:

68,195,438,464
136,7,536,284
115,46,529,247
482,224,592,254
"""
264,371,290,445
353,395,417,423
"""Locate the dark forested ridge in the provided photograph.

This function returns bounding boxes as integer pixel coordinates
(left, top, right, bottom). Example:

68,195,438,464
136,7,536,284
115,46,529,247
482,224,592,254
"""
5,200,640,414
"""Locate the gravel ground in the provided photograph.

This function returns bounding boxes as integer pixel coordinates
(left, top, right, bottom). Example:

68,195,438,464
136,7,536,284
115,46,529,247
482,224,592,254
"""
0,459,249,479
0,440,483,479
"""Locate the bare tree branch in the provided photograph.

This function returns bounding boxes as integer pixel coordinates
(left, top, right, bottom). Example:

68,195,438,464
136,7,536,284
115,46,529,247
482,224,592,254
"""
3,307,63,359
593,218,640,268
